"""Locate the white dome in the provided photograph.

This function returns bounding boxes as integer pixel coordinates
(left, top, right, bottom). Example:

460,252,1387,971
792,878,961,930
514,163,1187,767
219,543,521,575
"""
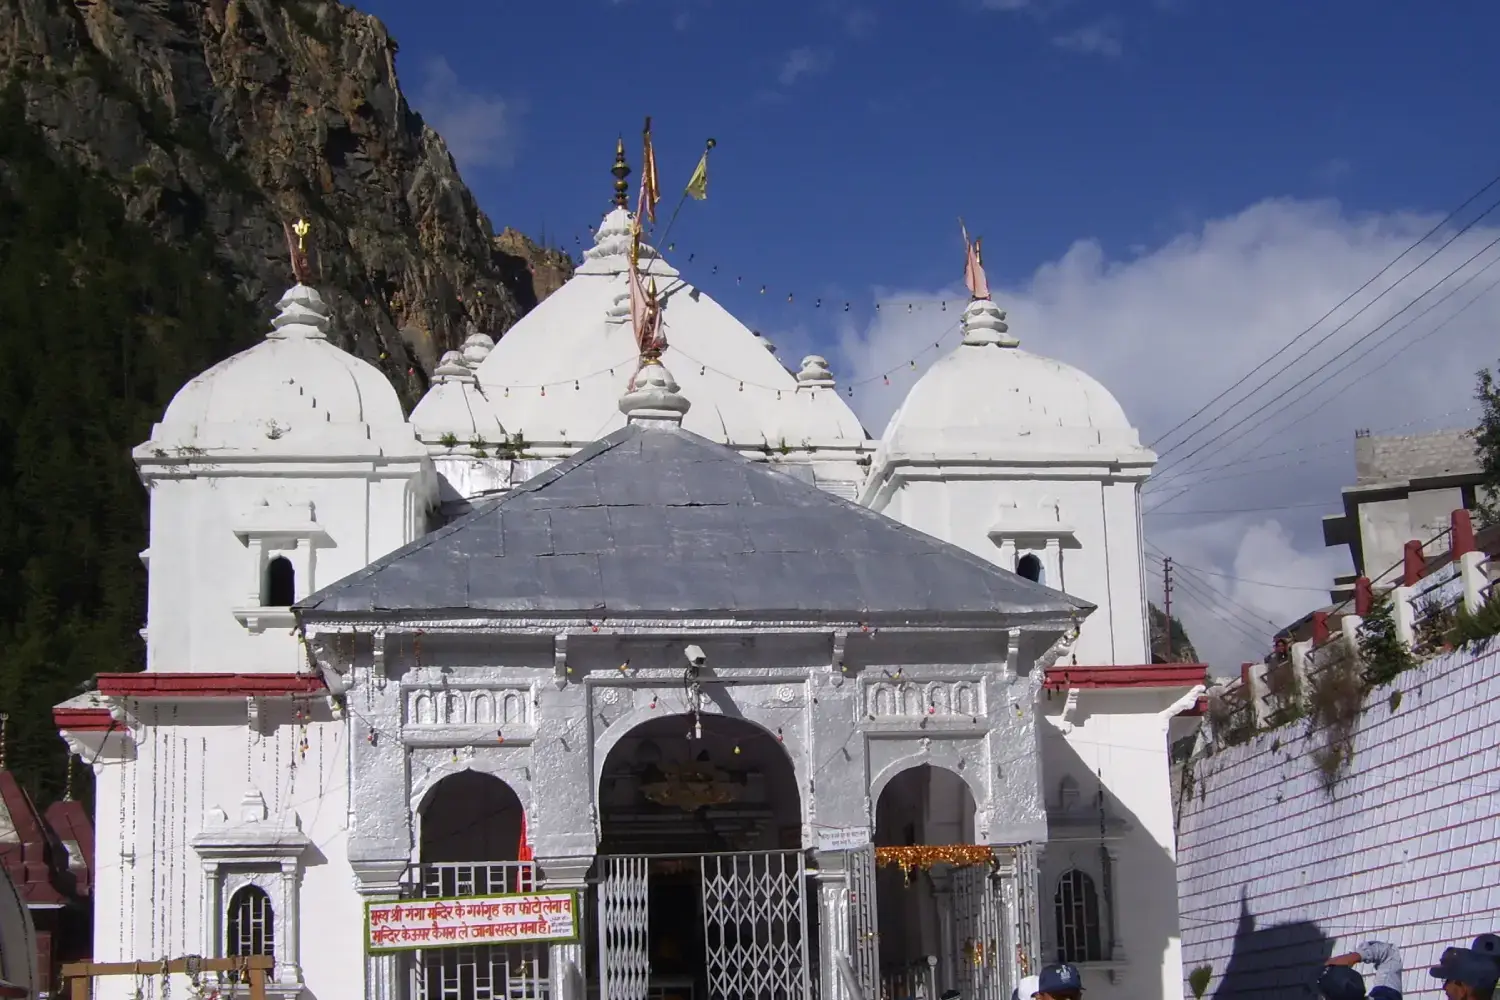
144,285,419,457
411,350,507,446
468,207,869,454
879,300,1150,461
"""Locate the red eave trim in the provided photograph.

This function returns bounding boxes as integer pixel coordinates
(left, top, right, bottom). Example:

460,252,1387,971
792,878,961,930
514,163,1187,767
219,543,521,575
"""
1043,664,1207,691
52,707,116,732
95,673,327,698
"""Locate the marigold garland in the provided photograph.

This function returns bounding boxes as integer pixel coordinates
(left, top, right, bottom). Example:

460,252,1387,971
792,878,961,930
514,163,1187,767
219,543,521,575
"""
875,844,995,883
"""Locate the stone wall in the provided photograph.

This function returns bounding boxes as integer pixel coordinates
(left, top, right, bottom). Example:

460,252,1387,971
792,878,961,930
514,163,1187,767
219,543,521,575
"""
1176,645,1500,1000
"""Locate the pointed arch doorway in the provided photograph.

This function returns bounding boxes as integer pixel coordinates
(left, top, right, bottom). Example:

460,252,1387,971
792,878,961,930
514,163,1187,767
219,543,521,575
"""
592,712,811,1000
411,770,546,1000
874,764,1012,1000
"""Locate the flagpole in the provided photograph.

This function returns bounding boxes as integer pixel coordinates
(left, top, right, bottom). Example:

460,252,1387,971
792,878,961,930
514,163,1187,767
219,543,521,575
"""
641,137,715,280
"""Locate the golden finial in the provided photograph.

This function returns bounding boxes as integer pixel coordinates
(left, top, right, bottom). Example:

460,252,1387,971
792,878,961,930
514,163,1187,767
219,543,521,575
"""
612,136,631,209
284,218,314,284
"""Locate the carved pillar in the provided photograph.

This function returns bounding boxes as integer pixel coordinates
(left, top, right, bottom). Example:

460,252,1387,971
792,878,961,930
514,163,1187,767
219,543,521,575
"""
814,851,853,1000
538,857,593,1000
351,857,408,1000
1015,843,1043,977
931,868,957,994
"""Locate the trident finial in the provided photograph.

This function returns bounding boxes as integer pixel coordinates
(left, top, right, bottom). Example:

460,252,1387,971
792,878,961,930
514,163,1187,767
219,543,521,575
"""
284,219,314,285
612,137,631,209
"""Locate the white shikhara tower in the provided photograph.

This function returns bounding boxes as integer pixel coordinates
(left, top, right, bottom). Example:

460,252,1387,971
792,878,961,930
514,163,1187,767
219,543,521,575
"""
56,166,1204,1000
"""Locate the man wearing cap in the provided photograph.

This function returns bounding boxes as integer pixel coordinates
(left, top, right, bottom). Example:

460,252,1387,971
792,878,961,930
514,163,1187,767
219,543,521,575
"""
1034,963,1083,1000
1321,940,1404,1000
1011,974,1040,1000
1431,945,1499,1000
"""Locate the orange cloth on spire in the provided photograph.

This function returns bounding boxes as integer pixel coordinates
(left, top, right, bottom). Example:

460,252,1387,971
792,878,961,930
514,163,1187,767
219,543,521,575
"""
961,221,990,301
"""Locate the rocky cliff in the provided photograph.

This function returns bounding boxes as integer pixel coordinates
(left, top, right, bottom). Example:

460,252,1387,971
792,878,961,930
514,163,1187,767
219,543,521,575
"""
0,0,572,401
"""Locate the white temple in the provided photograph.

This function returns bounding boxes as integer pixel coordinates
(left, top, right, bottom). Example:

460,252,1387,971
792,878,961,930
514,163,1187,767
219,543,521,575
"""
55,146,1206,1000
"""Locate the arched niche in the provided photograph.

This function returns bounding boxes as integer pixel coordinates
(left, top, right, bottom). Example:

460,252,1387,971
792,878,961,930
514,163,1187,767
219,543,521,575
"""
874,763,978,848
596,712,802,856
417,769,527,866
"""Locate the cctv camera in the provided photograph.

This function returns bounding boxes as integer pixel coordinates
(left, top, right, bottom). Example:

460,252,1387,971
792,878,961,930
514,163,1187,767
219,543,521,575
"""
684,645,707,667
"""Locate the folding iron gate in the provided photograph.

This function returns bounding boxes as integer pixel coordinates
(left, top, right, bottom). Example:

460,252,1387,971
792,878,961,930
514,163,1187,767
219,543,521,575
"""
845,845,880,1000
596,852,811,1000
953,864,1009,1000
702,852,811,1000
597,856,650,1000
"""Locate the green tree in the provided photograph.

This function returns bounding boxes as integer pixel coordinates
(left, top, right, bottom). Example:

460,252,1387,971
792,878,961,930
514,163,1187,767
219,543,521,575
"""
1358,591,1415,687
0,83,259,803
1475,363,1500,526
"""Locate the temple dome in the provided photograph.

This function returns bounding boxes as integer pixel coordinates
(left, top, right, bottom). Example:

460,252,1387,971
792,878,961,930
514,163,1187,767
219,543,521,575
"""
143,285,417,456
466,208,869,454
878,299,1150,461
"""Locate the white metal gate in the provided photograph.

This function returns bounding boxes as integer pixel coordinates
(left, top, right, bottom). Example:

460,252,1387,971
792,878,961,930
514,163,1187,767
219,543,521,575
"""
409,861,549,1000
701,851,811,1000
953,865,1008,1000
845,846,880,1000
598,856,651,1000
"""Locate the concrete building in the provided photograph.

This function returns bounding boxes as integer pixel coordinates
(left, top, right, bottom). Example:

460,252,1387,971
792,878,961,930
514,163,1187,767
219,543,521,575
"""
1323,428,1488,599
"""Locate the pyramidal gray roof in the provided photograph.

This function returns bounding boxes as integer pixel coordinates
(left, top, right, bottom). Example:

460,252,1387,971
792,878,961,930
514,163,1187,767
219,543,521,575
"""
297,425,1093,624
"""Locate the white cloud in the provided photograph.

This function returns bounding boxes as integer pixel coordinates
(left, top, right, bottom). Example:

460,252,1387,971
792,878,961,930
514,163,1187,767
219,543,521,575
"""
831,198,1500,673
1052,20,1124,57
778,47,832,87
414,57,524,171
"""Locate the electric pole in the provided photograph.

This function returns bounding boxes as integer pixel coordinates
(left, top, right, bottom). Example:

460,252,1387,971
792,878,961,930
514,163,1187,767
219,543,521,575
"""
1162,556,1174,662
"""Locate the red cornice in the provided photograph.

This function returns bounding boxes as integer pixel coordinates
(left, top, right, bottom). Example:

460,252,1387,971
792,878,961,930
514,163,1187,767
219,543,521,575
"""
1044,663,1207,691
94,673,327,698
51,707,116,732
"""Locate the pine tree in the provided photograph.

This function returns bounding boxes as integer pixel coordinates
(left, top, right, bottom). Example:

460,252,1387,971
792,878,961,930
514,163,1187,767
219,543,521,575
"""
0,83,259,803
1475,363,1500,526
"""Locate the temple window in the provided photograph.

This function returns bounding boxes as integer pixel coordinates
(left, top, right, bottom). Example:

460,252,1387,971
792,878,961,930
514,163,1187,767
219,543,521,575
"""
1016,553,1044,584
227,884,275,959
264,556,296,607
1054,868,1103,963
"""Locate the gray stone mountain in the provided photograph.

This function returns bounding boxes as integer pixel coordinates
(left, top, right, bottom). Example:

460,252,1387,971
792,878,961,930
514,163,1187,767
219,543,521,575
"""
0,0,572,404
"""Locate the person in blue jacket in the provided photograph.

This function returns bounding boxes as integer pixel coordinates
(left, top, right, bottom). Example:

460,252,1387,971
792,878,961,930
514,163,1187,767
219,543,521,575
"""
1320,940,1404,1000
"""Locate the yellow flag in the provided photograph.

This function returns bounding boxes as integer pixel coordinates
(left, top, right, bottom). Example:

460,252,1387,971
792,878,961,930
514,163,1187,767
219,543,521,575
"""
685,138,715,200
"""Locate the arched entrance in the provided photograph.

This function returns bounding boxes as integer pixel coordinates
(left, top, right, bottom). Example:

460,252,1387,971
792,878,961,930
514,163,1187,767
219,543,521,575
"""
412,771,545,1000
874,764,1007,1000
593,713,808,1000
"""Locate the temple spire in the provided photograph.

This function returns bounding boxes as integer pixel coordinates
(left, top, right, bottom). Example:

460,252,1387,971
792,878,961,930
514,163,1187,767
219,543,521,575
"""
612,137,632,209
619,356,690,427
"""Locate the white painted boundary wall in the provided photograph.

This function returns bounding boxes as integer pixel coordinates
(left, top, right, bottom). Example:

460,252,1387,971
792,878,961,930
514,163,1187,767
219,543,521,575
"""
1176,645,1500,1000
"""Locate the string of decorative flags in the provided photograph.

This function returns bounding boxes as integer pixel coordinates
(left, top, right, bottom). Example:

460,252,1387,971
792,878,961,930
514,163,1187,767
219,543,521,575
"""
464,314,964,398
566,227,972,315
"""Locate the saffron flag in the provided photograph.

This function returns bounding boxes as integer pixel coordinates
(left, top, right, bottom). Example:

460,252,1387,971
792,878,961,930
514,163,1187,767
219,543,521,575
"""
638,117,660,226
517,811,533,862
685,138,715,200
628,261,665,356
960,219,990,301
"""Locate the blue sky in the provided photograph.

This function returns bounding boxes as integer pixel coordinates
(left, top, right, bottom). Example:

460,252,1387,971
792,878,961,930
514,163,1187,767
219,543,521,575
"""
360,0,1500,669
367,0,1500,317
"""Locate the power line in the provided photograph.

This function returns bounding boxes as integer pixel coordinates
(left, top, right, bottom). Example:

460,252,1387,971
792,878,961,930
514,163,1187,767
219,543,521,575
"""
1149,239,1500,493
1149,168,1500,456
1145,500,1333,517
1167,559,1333,594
